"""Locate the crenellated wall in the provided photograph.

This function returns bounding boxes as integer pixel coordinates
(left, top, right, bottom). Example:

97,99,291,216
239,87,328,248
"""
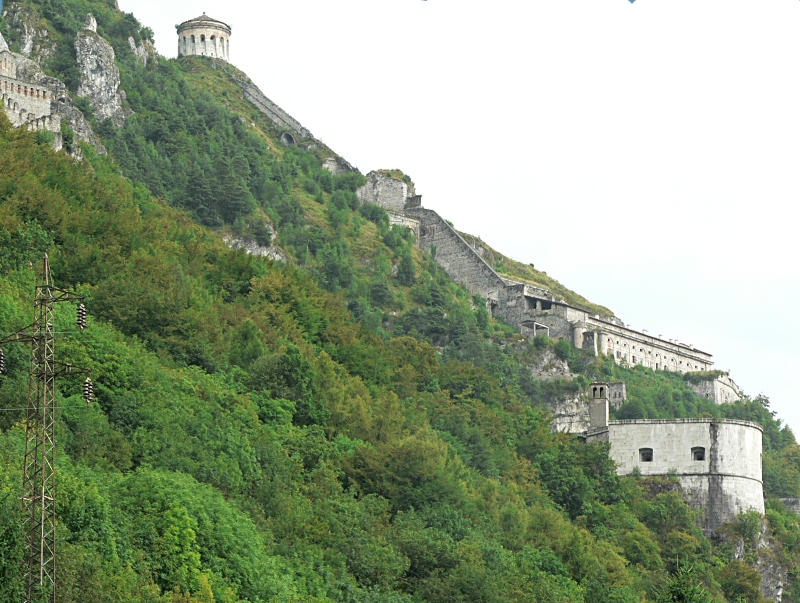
688,374,741,405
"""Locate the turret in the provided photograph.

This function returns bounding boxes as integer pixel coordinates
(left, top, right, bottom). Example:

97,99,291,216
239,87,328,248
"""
176,13,231,62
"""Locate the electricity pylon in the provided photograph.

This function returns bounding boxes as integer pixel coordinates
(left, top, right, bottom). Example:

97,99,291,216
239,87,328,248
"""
0,254,91,603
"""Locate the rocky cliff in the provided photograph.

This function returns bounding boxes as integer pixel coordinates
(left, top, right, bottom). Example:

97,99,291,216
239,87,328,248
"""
75,14,131,127
1,2,55,65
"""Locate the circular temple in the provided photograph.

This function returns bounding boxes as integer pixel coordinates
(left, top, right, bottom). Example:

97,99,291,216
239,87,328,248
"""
176,13,231,62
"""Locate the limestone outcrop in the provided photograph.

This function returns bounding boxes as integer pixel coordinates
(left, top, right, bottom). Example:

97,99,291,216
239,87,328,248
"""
127,35,155,67
222,234,287,263
1,3,56,65
549,393,590,433
531,348,573,380
0,31,8,53
716,518,788,602
75,14,131,127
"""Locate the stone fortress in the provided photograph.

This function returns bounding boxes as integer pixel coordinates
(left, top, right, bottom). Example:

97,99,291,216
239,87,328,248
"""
176,13,231,62
0,28,64,141
351,170,740,405
585,383,764,532
0,8,127,155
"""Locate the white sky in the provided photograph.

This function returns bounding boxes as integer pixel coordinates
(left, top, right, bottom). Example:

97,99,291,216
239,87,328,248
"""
119,0,800,434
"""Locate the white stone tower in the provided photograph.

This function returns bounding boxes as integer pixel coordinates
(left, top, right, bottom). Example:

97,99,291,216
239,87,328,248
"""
176,13,231,62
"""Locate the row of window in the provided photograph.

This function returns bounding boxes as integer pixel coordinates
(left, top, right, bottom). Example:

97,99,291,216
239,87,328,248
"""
1,79,50,100
613,349,703,371
639,447,706,462
181,35,229,55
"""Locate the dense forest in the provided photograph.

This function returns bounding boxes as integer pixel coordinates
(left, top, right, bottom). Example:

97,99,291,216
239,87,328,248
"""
1,1,800,601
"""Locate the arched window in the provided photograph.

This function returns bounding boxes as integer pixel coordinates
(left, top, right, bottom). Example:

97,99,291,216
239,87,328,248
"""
639,448,653,462
599,387,605,397
691,447,705,461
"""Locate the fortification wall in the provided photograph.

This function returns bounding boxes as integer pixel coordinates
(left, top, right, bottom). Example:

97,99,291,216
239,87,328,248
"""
230,73,312,140
593,319,713,373
689,374,741,405
588,419,764,531
408,207,508,300
609,381,626,408
357,172,411,211
1,51,54,124
387,211,420,238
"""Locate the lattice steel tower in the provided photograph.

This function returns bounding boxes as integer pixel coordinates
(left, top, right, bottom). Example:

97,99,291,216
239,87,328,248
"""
0,255,91,602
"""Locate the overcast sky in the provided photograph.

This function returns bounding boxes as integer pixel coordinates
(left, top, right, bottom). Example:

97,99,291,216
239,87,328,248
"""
118,0,800,433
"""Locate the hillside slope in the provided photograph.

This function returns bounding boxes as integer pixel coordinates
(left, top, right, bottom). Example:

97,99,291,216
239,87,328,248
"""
1,1,800,601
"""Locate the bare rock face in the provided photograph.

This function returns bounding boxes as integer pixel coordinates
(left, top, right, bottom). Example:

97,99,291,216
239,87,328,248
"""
322,156,356,175
0,31,9,53
1,3,56,64
75,14,131,127
548,393,589,434
222,235,287,263
716,518,788,603
127,36,155,67
531,348,573,380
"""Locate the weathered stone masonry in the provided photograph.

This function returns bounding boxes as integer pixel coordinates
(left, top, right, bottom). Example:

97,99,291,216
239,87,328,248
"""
177,13,231,62
585,387,763,532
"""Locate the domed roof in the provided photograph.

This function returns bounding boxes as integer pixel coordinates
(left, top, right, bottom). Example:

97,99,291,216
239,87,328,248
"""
176,13,231,33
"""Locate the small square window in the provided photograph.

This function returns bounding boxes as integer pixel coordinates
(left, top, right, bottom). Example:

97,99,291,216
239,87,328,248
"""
639,448,653,462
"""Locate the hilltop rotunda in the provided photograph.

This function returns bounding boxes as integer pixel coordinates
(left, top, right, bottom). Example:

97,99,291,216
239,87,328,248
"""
176,13,231,62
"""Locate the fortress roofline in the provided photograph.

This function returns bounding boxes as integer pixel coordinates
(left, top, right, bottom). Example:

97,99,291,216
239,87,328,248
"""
521,290,712,357
176,13,231,33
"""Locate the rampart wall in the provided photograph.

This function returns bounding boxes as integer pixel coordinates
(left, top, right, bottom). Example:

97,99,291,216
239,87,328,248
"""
587,418,764,531
592,318,713,373
407,207,507,300
1,51,55,124
230,71,312,140
387,211,420,239
0,49,62,142
689,374,741,405
357,172,412,211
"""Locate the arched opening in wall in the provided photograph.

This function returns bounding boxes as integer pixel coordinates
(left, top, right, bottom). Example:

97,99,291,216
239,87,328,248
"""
691,447,706,461
592,387,598,397
599,387,605,397
281,132,296,145
639,448,653,462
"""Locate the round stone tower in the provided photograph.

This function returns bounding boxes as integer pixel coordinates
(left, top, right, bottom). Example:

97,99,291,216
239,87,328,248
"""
176,13,231,62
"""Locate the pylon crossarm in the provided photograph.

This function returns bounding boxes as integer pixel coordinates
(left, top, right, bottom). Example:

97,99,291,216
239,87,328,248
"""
0,324,38,345
50,361,91,378
35,286,84,304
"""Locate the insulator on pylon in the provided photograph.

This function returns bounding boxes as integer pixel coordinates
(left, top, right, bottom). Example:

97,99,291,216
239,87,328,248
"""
0,347,5,375
77,303,87,331
83,377,93,404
